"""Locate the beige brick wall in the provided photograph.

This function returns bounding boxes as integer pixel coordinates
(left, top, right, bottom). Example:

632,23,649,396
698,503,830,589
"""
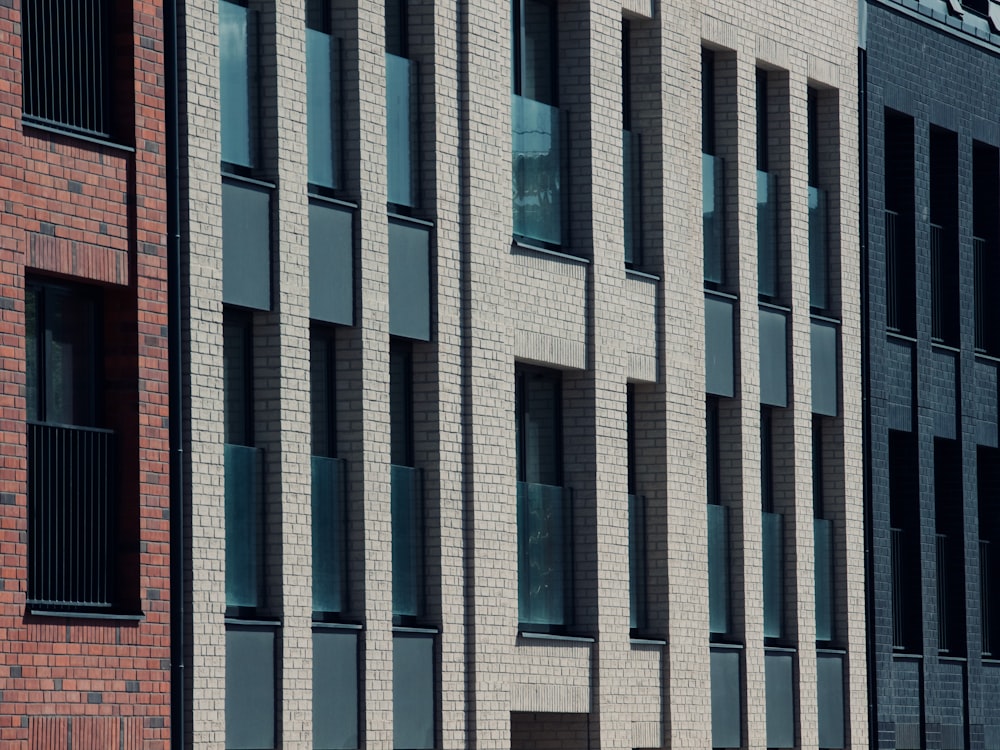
179,0,865,747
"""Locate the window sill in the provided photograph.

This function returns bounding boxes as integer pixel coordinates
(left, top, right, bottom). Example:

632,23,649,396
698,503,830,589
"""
22,118,134,153
308,191,358,210
518,630,595,644
221,170,276,190
626,267,660,282
224,616,281,628
511,238,590,265
27,607,144,622
393,625,439,635
630,636,667,646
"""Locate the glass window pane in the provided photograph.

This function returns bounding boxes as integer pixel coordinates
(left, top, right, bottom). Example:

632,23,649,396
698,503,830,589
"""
763,510,783,639
225,443,261,608
220,0,253,167
386,54,416,207
390,343,412,466
391,464,422,617
25,285,40,422
512,94,563,246
708,503,730,634
307,29,338,188
311,330,334,457
522,369,560,485
223,313,251,446
313,455,347,613
518,481,569,626
520,0,555,104
44,288,98,426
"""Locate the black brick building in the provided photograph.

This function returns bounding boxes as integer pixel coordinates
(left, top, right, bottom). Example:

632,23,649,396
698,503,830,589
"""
864,1,1000,747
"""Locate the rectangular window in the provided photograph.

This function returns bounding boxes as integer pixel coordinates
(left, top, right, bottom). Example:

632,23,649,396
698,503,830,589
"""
627,386,647,631
930,127,959,346
312,327,348,616
813,418,834,643
516,366,570,630
26,281,117,611
702,49,725,286
306,0,341,189
707,398,730,637
934,438,966,655
220,0,258,170
512,0,566,247
623,20,641,267
757,70,778,300
391,340,423,620
808,88,830,312
889,430,921,651
386,0,418,208
761,407,783,640
224,309,263,612
974,142,999,354
885,110,916,336
978,446,1000,657
22,0,114,138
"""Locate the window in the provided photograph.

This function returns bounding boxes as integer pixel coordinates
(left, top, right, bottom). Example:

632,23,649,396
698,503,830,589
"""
813,418,834,643
515,366,571,629
623,20,641,267
311,327,348,615
757,70,778,300
224,309,263,612
703,49,725,286
808,87,830,313
391,340,423,620
386,0,418,207
26,281,118,611
22,0,114,137
930,127,959,346
973,142,999,354
512,0,565,246
306,0,341,189
706,398,730,637
220,0,259,170
884,110,916,335
627,385,647,631
761,407,783,640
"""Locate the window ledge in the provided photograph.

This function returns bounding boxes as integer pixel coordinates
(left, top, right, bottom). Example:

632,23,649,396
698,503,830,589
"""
312,617,364,630
705,288,739,302
518,630,595,643
512,238,590,265
811,312,842,326
709,640,744,651
27,607,144,622
630,636,667,646
759,300,792,315
389,211,434,228
626,267,660,282
887,330,918,345
764,644,798,654
221,170,276,190
309,192,358,210
817,646,847,656
22,118,135,153
931,341,962,354
393,625,439,635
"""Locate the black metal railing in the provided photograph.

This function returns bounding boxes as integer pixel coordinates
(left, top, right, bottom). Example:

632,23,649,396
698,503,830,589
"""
931,223,945,342
886,210,900,332
975,236,988,352
22,0,113,138
937,532,949,652
891,527,905,649
27,422,116,609
982,538,992,656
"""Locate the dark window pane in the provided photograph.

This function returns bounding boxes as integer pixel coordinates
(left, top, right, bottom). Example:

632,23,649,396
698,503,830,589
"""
220,0,254,167
518,369,560,485
25,286,40,422
311,329,335,458
223,312,252,446
390,342,413,466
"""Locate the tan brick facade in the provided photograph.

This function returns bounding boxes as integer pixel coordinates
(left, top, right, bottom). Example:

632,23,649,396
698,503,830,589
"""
178,0,865,748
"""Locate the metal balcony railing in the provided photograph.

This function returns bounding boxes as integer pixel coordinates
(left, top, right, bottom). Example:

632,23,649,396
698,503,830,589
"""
22,0,113,138
886,210,900,332
27,422,116,609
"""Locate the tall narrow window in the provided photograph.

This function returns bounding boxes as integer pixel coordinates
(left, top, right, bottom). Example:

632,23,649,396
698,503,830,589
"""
307,0,341,189
978,447,1000,657
934,438,966,655
623,21,641,266
930,128,959,346
512,0,565,247
312,328,347,615
386,0,418,207
757,70,778,300
391,341,423,620
884,110,916,336
22,0,114,138
703,49,725,286
707,398,730,637
516,366,570,630
220,0,258,170
808,88,829,312
224,309,262,612
813,418,834,643
761,407,783,640
889,430,921,651
973,142,999,354
26,282,116,611
627,386,646,631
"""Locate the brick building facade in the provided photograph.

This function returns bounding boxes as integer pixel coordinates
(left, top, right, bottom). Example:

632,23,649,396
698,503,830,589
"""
175,0,866,748
0,0,171,746
863,0,1000,747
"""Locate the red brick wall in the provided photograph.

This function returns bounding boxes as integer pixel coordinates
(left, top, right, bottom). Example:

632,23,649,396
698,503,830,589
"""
0,0,171,747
